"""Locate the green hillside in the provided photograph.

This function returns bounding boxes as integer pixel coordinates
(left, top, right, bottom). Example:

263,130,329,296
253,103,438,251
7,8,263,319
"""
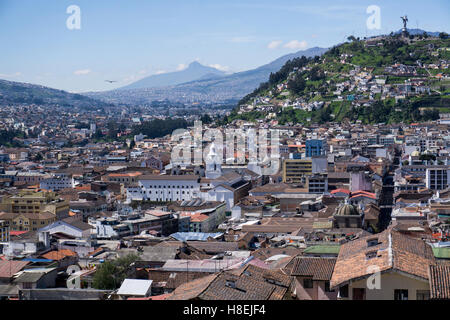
0,79,114,110
222,32,450,125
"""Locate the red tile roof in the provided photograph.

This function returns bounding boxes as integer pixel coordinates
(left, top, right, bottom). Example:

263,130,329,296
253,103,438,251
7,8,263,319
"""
40,249,78,261
0,260,30,278
331,189,350,195
429,265,450,299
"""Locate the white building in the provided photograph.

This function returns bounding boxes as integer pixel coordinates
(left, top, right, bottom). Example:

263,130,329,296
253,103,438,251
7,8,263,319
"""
126,175,201,202
40,175,75,191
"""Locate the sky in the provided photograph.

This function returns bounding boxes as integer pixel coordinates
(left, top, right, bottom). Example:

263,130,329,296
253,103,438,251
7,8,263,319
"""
0,0,449,93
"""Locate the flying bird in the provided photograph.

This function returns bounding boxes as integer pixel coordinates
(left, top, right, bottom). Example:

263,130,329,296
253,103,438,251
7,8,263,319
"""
105,80,117,83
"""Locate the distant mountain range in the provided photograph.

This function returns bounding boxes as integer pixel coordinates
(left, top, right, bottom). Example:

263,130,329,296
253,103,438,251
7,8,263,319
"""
1,29,446,108
86,47,328,105
393,28,441,37
0,79,113,109
120,61,227,90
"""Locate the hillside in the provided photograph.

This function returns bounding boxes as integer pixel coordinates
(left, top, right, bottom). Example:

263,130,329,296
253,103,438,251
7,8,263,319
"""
223,32,450,125
0,79,113,109
86,47,327,106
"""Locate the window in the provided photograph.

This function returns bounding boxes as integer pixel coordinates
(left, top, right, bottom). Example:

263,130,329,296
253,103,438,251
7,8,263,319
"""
416,290,430,300
367,238,380,247
366,251,377,259
352,288,366,300
394,289,408,300
303,278,313,289
345,218,350,228
338,285,349,298
225,280,236,288
22,282,33,289
325,281,334,292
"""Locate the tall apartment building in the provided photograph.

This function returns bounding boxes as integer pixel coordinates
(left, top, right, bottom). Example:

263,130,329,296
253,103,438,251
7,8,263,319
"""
305,139,327,157
426,166,449,190
0,220,9,242
283,159,312,184
0,191,70,219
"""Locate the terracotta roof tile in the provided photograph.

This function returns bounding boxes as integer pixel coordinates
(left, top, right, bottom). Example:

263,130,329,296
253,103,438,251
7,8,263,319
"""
290,257,336,280
429,265,450,299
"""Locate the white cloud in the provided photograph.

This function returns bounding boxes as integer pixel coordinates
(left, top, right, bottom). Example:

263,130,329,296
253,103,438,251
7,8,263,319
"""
283,40,308,50
176,64,188,71
208,64,230,72
73,69,91,75
155,70,167,75
267,40,282,49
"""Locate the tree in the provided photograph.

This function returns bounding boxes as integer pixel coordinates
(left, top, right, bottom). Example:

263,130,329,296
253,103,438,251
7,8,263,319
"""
200,114,213,124
33,153,43,162
439,32,448,39
93,129,104,140
347,35,357,42
92,254,140,290
288,76,306,95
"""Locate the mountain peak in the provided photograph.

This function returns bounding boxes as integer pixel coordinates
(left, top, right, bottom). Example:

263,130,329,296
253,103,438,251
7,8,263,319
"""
188,61,205,69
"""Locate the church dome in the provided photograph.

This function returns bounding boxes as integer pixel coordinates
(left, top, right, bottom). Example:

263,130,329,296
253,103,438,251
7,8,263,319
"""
334,203,359,216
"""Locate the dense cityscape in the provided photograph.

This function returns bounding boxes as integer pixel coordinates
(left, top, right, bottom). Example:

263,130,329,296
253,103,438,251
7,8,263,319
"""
0,2,449,308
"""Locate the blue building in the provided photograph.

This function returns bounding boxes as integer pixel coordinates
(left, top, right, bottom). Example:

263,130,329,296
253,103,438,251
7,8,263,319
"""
306,139,327,157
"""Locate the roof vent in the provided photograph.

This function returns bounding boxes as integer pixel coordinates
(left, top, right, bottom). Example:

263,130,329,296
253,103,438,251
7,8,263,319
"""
365,251,377,259
225,280,236,289
367,238,380,247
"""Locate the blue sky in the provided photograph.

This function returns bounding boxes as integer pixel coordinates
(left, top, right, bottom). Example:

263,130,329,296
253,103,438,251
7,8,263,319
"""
0,0,448,92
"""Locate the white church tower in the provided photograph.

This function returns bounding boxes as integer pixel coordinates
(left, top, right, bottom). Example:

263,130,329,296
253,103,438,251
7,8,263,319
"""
205,142,222,179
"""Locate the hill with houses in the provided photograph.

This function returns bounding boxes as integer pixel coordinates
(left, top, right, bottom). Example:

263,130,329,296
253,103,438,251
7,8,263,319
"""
222,32,450,126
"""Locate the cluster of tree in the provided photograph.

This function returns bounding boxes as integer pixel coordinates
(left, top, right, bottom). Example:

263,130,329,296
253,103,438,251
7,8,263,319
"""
0,129,25,147
92,254,140,290
277,98,441,126
200,114,213,124
269,56,311,85
342,100,441,124
287,75,306,95
132,118,190,139
277,105,333,125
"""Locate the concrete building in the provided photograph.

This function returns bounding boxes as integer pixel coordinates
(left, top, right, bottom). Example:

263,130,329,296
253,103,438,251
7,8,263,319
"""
40,175,75,192
0,191,69,219
306,139,327,157
126,175,201,202
0,220,10,242
283,159,312,183
331,229,434,300
426,166,449,190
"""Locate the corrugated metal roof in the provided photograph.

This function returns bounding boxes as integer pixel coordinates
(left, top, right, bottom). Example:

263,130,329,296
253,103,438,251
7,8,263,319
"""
170,232,223,242
117,279,153,296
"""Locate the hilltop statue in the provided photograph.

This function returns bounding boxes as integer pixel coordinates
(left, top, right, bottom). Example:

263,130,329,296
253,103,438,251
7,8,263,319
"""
401,15,408,36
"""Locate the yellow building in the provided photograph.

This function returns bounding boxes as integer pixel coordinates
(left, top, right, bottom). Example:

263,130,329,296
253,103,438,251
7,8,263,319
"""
0,220,9,242
0,191,69,219
283,159,312,183
0,212,56,232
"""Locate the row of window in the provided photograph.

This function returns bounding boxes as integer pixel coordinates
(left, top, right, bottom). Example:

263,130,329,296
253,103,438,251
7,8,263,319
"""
142,185,195,189
338,285,430,300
